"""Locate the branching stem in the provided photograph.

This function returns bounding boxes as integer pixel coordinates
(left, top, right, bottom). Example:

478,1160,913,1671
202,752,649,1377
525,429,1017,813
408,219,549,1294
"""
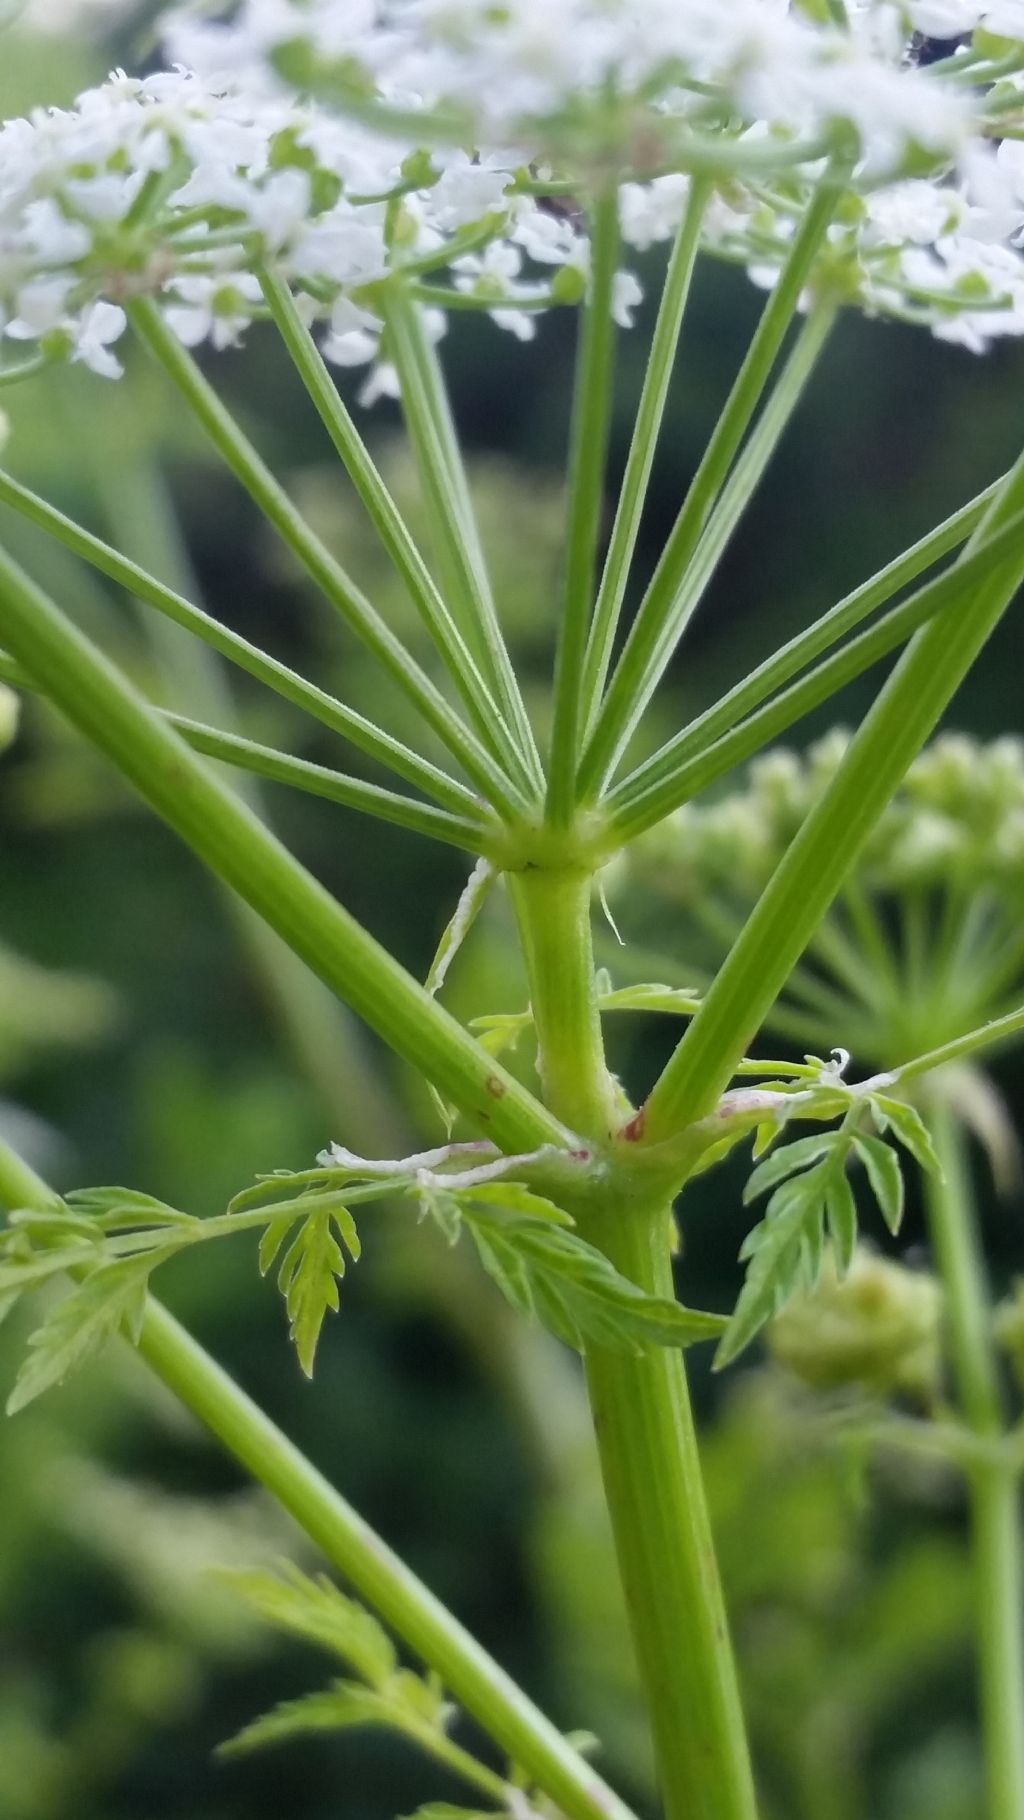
0,1138,638,1820
128,298,528,819
510,871,757,1820
0,543,566,1155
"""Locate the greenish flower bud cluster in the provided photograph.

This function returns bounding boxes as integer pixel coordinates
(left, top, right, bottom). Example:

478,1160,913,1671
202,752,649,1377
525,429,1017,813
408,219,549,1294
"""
766,1248,943,1402
627,732,1024,908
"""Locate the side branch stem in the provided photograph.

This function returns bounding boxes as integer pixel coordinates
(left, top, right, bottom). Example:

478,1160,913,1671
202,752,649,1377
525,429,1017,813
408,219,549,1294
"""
547,188,622,826
0,1139,637,1820
579,167,844,795
259,268,534,795
641,444,1024,1144
382,287,542,790
581,180,709,728
128,298,526,819
607,475,1005,828
0,466,478,814
0,544,566,1155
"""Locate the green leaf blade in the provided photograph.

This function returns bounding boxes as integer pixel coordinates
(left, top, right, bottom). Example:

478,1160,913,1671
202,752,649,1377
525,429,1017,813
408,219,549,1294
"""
854,1132,904,1235
869,1093,941,1177
7,1256,153,1415
220,1565,396,1684
276,1205,360,1377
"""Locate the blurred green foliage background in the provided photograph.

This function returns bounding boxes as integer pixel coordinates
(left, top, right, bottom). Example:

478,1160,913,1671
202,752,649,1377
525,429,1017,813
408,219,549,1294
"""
2,14,1024,1820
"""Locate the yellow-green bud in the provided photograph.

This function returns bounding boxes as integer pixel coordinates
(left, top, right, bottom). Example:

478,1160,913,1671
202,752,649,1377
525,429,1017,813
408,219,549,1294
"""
766,1250,942,1400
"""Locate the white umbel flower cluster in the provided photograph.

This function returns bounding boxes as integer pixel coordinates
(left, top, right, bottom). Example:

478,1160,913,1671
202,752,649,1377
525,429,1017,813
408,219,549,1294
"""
4,0,1024,390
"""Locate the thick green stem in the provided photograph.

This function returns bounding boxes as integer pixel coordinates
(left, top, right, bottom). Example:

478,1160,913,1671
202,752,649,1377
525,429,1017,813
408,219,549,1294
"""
511,873,757,1820
0,1139,636,1820
923,1105,1024,1820
581,1205,758,1820
507,868,616,1140
0,543,566,1155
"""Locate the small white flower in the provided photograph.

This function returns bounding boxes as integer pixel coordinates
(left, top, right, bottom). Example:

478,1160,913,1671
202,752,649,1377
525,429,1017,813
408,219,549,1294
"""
6,276,74,338
164,273,262,350
431,152,512,227
71,300,127,377
612,270,643,328
619,176,690,252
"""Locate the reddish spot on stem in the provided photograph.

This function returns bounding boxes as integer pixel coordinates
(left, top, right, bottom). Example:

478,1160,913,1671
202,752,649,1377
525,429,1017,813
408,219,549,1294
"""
622,1107,646,1142
485,1075,506,1098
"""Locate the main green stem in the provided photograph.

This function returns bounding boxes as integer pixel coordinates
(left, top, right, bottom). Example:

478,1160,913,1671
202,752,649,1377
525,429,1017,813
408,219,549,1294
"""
924,1102,1024,1820
509,867,758,1820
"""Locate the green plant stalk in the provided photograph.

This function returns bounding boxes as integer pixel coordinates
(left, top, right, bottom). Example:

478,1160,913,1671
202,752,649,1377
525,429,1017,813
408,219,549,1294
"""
546,187,621,826
640,445,1024,1145
0,542,567,1156
127,298,528,819
581,180,710,727
510,869,757,1820
580,1206,757,1820
163,712,496,854
0,1138,637,1820
4,643,492,849
923,1103,1024,1820
0,467,478,815
891,1004,1024,1084
607,474,1003,821
506,868,616,1139
606,500,1024,839
579,168,844,795
583,296,836,792
382,285,543,789
258,267,535,795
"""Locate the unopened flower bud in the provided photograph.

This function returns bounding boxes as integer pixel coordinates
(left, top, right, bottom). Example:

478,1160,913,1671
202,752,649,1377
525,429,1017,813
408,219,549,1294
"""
766,1250,942,1400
